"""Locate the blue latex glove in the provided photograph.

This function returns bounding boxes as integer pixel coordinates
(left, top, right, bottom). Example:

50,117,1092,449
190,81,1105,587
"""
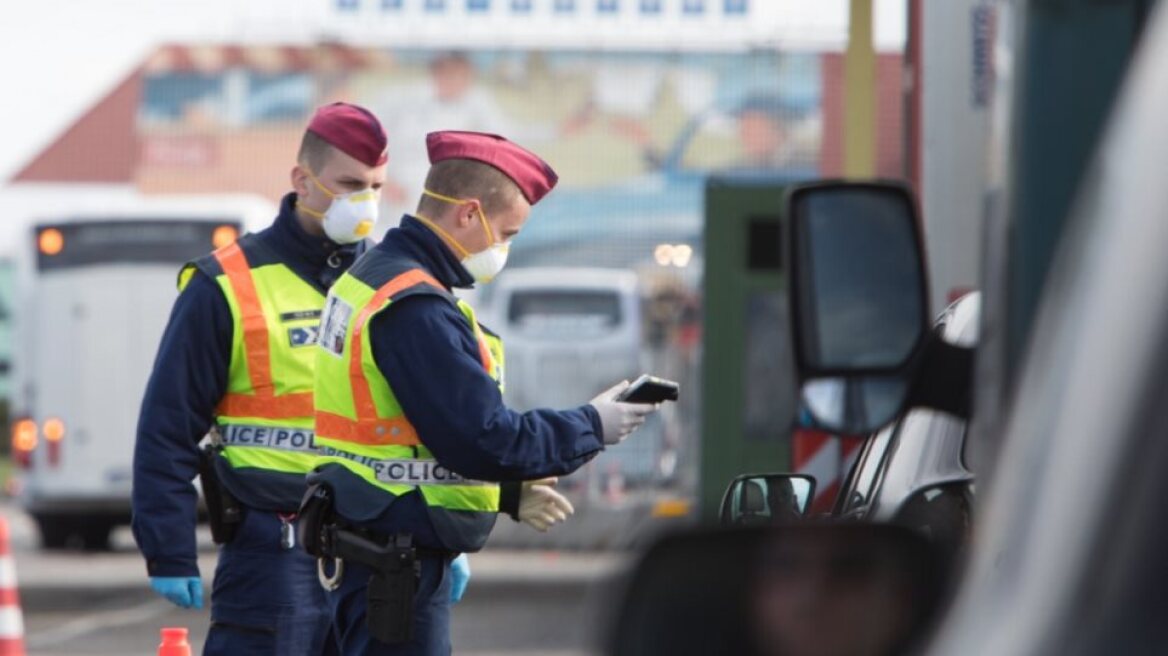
150,576,204,610
449,554,470,604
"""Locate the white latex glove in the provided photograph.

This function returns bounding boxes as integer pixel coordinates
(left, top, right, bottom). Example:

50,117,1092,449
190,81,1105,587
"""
518,477,575,532
590,380,659,446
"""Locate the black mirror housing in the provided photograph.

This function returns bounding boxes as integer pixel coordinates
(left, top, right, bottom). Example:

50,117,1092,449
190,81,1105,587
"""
787,181,931,434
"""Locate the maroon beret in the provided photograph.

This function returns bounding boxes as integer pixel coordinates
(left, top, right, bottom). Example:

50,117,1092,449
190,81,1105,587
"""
306,103,388,167
426,131,559,205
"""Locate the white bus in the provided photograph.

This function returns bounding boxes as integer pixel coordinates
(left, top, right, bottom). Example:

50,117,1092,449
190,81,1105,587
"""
10,197,273,549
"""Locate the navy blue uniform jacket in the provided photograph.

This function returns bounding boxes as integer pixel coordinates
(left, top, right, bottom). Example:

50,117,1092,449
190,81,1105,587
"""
132,194,366,578
310,216,606,548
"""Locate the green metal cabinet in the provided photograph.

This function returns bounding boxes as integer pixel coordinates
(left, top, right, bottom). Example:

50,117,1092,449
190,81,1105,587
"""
698,178,799,519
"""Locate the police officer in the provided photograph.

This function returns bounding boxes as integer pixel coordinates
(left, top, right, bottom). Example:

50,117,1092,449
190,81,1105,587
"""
133,106,572,654
131,102,389,655
306,130,658,654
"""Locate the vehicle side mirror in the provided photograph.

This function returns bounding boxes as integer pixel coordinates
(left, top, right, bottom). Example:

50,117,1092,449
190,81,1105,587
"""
719,474,815,525
607,524,948,656
787,181,930,434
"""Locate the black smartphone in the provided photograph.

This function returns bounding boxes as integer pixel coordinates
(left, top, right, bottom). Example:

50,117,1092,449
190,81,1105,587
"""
617,375,680,404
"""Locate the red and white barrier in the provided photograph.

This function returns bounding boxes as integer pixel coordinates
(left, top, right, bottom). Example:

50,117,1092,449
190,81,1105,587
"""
0,516,26,656
792,429,864,514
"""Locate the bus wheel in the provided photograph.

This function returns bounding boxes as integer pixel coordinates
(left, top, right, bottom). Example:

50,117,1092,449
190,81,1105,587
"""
34,516,72,550
78,521,113,551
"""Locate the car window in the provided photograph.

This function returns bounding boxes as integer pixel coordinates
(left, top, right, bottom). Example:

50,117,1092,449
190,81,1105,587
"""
838,423,896,515
872,409,969,520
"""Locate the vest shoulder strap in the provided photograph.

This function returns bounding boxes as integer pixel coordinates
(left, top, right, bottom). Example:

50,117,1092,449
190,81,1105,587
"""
477,321,501,339
374,266,454,311
177,233,267,291
389,278,458,305
362,256,459,306
178,253,222,292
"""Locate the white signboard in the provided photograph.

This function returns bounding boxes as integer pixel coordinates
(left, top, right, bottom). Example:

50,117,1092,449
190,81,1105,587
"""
232,0,856,52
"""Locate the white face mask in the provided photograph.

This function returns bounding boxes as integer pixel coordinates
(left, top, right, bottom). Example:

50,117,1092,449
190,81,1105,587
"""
418,189,512,284
297,169,379,244
461,241,510,284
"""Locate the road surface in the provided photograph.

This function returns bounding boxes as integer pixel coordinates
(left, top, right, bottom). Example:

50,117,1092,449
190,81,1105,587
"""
5,506,630,655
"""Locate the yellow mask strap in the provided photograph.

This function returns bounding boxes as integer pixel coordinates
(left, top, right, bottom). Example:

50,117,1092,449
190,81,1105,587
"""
422,189,497,246
414,212,472,260
297,203,325,219
305,167,337,199
296,166,335,219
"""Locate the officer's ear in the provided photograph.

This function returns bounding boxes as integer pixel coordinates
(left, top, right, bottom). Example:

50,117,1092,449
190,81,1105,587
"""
456,201,480,229
291,164,311,198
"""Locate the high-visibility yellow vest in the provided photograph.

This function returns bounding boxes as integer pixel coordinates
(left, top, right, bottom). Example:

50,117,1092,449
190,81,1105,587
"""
313,255,503,552
179,238,324,483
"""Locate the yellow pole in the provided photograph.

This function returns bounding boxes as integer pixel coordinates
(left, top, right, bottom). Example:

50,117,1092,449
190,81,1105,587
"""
844,0,877,177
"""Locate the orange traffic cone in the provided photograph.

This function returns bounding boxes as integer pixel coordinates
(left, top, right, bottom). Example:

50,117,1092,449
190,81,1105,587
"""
158,627,192,656
0,516,25,656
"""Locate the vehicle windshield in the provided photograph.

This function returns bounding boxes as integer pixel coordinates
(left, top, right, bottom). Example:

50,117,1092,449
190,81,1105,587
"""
508,289,623,335
34,220,235,272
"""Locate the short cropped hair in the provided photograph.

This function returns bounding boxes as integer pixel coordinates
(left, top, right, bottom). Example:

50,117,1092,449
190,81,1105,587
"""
297,130,338,173
418,159,524,217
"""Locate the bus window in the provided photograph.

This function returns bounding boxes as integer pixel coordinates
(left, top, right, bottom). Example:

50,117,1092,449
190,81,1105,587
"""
508,289,623,336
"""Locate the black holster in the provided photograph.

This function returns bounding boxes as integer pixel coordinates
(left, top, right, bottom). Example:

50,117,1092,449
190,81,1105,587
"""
298,483,335,558
360,532,419,645
198,444,242,545
298,484,419,645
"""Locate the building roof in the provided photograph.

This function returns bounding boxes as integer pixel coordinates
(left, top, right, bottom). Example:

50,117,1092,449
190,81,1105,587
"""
11,70,140,184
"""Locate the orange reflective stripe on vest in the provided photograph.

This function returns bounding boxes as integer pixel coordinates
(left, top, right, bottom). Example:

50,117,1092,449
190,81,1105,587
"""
316,268,493,444
218,392,314,419
313,410,421,446
213,242,313,420
349,269,445,428
474,330,492,371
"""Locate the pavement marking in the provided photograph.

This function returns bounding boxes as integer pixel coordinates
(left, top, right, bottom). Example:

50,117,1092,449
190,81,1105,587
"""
26,597,174,650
